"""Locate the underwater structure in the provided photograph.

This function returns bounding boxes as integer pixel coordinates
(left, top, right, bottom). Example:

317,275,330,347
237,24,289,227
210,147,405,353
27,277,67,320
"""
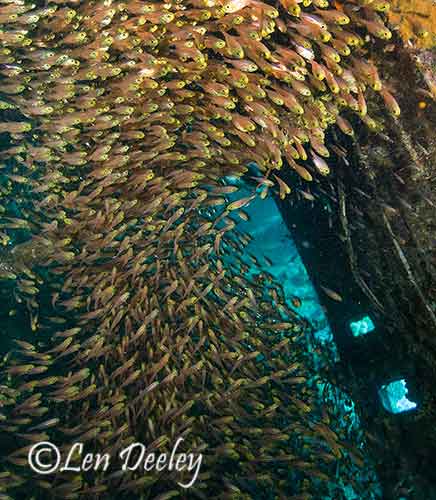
0,0,435,498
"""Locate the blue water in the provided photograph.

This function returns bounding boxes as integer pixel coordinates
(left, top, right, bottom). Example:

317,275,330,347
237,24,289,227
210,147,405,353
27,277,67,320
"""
225,176,338,354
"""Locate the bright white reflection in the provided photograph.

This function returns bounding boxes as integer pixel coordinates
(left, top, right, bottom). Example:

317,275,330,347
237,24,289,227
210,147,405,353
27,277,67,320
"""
350,315,375,337
379,379,417,414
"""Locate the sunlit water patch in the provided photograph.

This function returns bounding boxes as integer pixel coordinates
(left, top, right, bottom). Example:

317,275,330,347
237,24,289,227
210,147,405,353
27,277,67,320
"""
379,379,418,414
349,315,376,338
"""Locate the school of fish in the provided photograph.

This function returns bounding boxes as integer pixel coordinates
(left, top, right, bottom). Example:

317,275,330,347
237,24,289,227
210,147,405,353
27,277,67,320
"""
0,0,401,497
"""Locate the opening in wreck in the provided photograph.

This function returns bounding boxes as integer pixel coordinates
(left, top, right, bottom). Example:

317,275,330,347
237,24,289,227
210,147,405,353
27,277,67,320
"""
221,167,421,498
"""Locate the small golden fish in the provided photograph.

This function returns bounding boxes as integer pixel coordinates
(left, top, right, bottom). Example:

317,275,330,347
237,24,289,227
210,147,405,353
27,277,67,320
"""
227,194,256,211
320,285,343,302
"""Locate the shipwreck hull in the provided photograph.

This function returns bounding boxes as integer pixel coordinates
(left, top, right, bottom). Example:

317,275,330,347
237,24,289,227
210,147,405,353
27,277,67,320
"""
278,44,436,499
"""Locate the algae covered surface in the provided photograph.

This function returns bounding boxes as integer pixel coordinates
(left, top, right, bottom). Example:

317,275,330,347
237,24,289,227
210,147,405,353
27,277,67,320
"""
389,0,436,47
